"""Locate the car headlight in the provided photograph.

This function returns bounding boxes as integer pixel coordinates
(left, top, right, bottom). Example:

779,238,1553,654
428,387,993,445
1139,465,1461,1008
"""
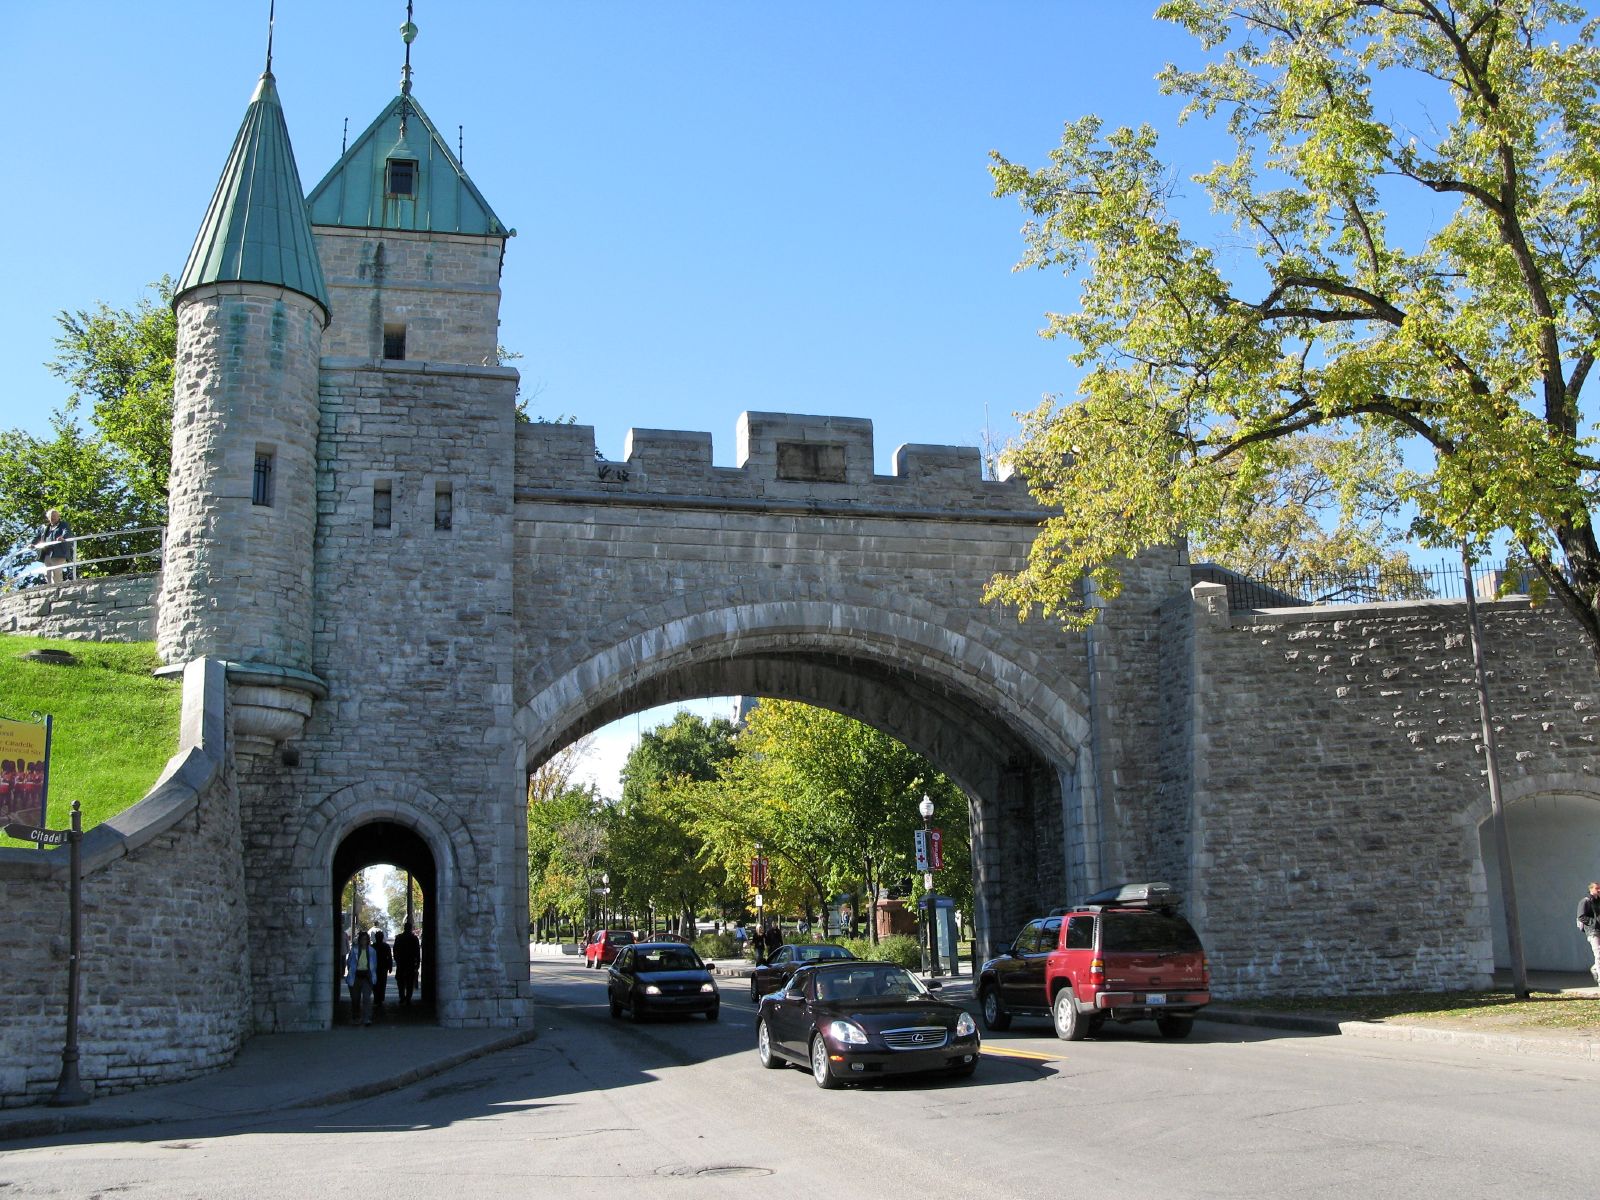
643,985,662,995
700,982,716,993
956,1012,976,1038
826,1020,868,1045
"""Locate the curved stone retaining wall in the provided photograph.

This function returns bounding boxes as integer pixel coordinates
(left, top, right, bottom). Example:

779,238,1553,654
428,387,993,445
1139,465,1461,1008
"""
0,659,246,1107
0,574,157,643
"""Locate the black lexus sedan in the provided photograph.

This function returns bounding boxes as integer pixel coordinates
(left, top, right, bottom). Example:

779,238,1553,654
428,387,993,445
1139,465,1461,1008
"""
754,961,980,1088
608,943,720,1021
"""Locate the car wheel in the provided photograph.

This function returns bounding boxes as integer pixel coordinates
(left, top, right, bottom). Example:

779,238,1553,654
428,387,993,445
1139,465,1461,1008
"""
810,1035,842,1090
757,1019,784,1069
1053,988,1088,1041
705,1005,719,1022
1157,1014,1194,1039
628,996,644,1022
750,980,760,1002
980,984,1011,1032
608,994,621,1019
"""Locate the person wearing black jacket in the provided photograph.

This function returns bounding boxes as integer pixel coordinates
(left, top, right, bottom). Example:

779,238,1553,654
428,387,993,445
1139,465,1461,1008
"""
1578,882,1600,985
372,928,395,1013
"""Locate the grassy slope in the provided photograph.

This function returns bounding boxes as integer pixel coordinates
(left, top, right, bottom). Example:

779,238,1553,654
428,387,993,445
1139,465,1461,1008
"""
0,635,181,845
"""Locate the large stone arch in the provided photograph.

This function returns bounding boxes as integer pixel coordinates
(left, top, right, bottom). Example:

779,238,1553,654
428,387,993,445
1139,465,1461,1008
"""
513,597,1094,949
1468,773,1600,972
264,781,477,1030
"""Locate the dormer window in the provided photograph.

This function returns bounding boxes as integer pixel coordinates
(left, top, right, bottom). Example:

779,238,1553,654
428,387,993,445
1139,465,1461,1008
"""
386,158,417,197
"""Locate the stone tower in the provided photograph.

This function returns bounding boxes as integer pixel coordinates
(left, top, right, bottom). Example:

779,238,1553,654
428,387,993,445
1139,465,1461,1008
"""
159,65,330,756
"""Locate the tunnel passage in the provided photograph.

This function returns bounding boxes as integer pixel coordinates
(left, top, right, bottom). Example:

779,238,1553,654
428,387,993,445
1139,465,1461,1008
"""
332,821,437,1023
525,643,1082,953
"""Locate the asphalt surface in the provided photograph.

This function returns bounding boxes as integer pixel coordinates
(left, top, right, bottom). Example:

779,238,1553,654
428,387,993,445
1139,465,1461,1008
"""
2,959,1594,1144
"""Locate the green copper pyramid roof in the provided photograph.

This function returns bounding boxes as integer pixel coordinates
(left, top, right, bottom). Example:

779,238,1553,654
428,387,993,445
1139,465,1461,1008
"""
175,72,330,318
305,93,509,237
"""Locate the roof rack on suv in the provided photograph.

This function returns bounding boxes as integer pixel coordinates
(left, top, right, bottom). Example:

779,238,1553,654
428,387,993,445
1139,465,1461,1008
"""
1075,881,1182,912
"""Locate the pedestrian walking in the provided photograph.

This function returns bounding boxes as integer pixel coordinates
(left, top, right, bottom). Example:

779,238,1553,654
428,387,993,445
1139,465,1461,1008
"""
345,929,377,1026
1578,881,1600,985
372,928,394,1014
395,918,421,1007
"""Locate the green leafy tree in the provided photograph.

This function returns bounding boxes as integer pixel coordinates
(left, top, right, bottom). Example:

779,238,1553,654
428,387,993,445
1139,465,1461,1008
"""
0,416,162,557
988,1,1600,663
611,712,738,930
527,741,609,937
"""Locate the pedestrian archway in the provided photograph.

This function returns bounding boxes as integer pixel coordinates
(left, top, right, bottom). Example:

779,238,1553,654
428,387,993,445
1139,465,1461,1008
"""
332,821,437,1023
1479,785,1600,971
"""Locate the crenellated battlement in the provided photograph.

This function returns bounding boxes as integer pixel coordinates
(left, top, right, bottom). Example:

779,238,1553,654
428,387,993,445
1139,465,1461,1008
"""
514,411,1035,515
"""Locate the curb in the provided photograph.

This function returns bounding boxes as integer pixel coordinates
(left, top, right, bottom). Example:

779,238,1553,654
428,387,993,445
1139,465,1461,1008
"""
290,1027,540,1109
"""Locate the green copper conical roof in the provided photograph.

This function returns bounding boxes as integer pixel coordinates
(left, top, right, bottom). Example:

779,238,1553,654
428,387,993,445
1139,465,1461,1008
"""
175,72,330,318
306,92,509,237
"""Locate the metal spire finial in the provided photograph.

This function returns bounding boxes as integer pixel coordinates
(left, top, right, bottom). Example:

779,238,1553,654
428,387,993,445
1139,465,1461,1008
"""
399,1,418,134
265,0,276,75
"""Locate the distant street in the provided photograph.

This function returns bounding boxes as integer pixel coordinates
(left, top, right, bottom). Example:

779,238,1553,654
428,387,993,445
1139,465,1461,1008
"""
2,959,1595,1198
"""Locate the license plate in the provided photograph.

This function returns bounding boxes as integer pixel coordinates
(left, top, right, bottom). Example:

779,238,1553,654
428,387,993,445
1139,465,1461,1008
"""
1147,993,1166,1005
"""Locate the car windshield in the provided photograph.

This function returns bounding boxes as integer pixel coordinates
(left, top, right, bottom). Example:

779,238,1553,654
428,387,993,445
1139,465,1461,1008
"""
796,945,852,962
635,947,703,972
1100,913,1201,953
815,966,926,1001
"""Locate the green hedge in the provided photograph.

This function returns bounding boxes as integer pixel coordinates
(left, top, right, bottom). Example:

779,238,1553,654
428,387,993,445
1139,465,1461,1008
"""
693,931,739,960
832,934,922,968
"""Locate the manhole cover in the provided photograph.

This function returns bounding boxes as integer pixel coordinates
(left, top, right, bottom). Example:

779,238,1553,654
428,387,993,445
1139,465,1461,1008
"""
656,1165,774,1179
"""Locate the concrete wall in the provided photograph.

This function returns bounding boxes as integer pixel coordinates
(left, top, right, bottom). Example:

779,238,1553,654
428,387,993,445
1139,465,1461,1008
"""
0,574,156,642
1183,589,1600,998
0,660,246,1107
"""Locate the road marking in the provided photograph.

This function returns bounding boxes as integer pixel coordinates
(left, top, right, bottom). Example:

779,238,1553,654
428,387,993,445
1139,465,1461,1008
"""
981,1046,1060,1062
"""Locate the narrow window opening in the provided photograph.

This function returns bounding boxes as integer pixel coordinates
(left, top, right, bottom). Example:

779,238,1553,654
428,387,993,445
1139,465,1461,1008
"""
252,449,275,507
386,158,417,197
383,323,407,361
373,481,392,529
433,483,453,531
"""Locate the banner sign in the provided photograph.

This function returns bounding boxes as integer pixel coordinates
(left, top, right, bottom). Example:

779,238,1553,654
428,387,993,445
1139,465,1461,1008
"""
0,714,50,830
914,828,945,872
750,855,769,890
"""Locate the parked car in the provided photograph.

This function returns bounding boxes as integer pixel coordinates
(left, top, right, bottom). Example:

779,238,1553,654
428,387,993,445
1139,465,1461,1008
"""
755,961,980,1089
607,942,719,1021
749,942,857,1001
583,929,635,969
979,881,1209,1040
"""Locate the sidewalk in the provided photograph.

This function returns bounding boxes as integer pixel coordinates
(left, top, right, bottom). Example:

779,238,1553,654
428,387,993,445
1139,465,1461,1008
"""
0,1024,536,1144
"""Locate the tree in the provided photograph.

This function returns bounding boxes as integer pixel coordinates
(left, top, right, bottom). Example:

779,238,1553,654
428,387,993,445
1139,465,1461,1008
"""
0,279,174,559
987,1,1600,665
527,740,608,937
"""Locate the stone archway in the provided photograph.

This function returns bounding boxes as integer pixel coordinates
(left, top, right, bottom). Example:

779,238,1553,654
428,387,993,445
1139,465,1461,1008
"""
1476,778,1600,971
332,821,437,1022
514,600,1092,954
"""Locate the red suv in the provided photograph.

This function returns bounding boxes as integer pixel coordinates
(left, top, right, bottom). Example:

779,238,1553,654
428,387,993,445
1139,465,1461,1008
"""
979,883,1209,1040
583,929,634,969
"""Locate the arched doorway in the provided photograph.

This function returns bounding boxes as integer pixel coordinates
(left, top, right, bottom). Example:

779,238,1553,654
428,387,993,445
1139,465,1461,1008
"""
332,821,438,1022
1480,792,1600,971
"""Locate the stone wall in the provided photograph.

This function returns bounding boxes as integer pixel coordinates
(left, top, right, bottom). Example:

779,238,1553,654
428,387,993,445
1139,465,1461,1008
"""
235,357,532,1032
315,227,504,366
159,283,326,671
0,574,156,642
1184,589,1600,998
0,660,246,1107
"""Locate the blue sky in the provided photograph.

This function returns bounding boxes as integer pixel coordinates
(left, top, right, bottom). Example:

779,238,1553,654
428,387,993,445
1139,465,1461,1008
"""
1,1,1208,469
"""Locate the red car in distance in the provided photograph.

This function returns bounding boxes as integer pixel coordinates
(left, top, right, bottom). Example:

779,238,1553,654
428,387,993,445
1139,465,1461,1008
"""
583,929,634,969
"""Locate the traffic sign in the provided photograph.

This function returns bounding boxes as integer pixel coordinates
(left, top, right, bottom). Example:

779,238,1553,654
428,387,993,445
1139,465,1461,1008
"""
3,821,66,847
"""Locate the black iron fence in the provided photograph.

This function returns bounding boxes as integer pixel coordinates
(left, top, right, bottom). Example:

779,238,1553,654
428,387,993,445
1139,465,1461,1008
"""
1197,560,1545,612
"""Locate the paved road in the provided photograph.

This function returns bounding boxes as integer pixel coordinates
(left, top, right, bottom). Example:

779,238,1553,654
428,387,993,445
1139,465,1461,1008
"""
2,960,1594,1198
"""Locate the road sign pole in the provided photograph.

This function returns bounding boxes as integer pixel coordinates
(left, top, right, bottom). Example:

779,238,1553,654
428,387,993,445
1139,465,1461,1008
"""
49,800,89,1107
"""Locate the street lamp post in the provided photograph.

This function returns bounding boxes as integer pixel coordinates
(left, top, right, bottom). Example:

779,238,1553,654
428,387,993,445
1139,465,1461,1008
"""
919,794,941,979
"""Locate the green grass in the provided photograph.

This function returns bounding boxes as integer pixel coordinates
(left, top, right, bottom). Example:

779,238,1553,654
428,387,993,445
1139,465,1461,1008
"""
1230,989,1600,1032
0,635,181,845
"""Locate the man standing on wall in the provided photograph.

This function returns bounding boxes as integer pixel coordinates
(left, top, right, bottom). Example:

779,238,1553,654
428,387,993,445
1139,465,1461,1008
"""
32,508,73,585
1578,882,1600,986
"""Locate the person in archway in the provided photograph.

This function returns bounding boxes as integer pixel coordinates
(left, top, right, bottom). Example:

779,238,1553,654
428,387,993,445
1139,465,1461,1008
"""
395,918,421,1007
372,928,394,1015
1578,881,1600,986
346,929,377,1026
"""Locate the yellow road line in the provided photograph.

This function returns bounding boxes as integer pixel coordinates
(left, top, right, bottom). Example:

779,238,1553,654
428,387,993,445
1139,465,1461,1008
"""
981,1045,1060,1062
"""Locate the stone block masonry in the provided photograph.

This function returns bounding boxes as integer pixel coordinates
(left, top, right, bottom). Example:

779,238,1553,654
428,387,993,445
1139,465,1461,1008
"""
0,660,247,1107
0,573,156,642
